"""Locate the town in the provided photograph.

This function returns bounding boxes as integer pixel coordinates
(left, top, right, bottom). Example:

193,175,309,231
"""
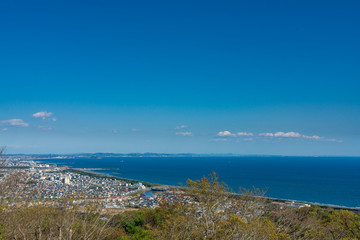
1,156,177,210
4,155,356,213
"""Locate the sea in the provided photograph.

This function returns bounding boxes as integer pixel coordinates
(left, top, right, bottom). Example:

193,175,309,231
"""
36,156,360,208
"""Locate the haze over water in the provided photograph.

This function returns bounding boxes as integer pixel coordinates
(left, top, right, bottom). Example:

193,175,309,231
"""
40,156,360,208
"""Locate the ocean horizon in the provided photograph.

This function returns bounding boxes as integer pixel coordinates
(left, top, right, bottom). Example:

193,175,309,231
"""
36,156,360,208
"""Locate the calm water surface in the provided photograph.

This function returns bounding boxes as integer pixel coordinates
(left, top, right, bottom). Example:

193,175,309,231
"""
37,157,360,207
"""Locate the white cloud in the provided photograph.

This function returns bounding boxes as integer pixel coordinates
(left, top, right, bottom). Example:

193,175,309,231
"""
237,132,253,136
112,129,119,134
259,133,274,137
258,131,336,141
2,128,8,132
33,111,53,118
214,130,341,143
302,135,321,140
130,128,139,132
275,132,302,137
216,131,236,137
32,111,56,121
259,131,312,138
175,125,188,130
0,119,29,127
175,131,193,136
217,131,253,137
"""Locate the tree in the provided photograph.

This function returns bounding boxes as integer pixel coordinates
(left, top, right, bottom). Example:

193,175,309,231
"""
154,172,286,240
0,147,6,169
0,147,28,200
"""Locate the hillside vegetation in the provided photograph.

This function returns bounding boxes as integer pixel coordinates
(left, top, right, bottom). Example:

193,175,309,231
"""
1,150,360,239
0,170,359,239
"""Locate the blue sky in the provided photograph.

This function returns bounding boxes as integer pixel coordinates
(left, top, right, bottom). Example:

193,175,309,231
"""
1,0,359,155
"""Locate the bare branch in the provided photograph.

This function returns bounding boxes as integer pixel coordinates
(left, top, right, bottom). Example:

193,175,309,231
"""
0,146,7,168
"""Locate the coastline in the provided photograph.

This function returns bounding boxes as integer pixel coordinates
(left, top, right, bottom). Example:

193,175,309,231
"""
32,158,360,211
67,167,360,212
65,168,164,188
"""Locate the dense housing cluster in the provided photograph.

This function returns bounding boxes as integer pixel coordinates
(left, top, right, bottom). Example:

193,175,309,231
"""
0,156,176,209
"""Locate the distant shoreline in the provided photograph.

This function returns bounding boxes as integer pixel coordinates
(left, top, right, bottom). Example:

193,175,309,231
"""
66,168,359,212
32,158,360,211
65,168,163,187
7,153,360,158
